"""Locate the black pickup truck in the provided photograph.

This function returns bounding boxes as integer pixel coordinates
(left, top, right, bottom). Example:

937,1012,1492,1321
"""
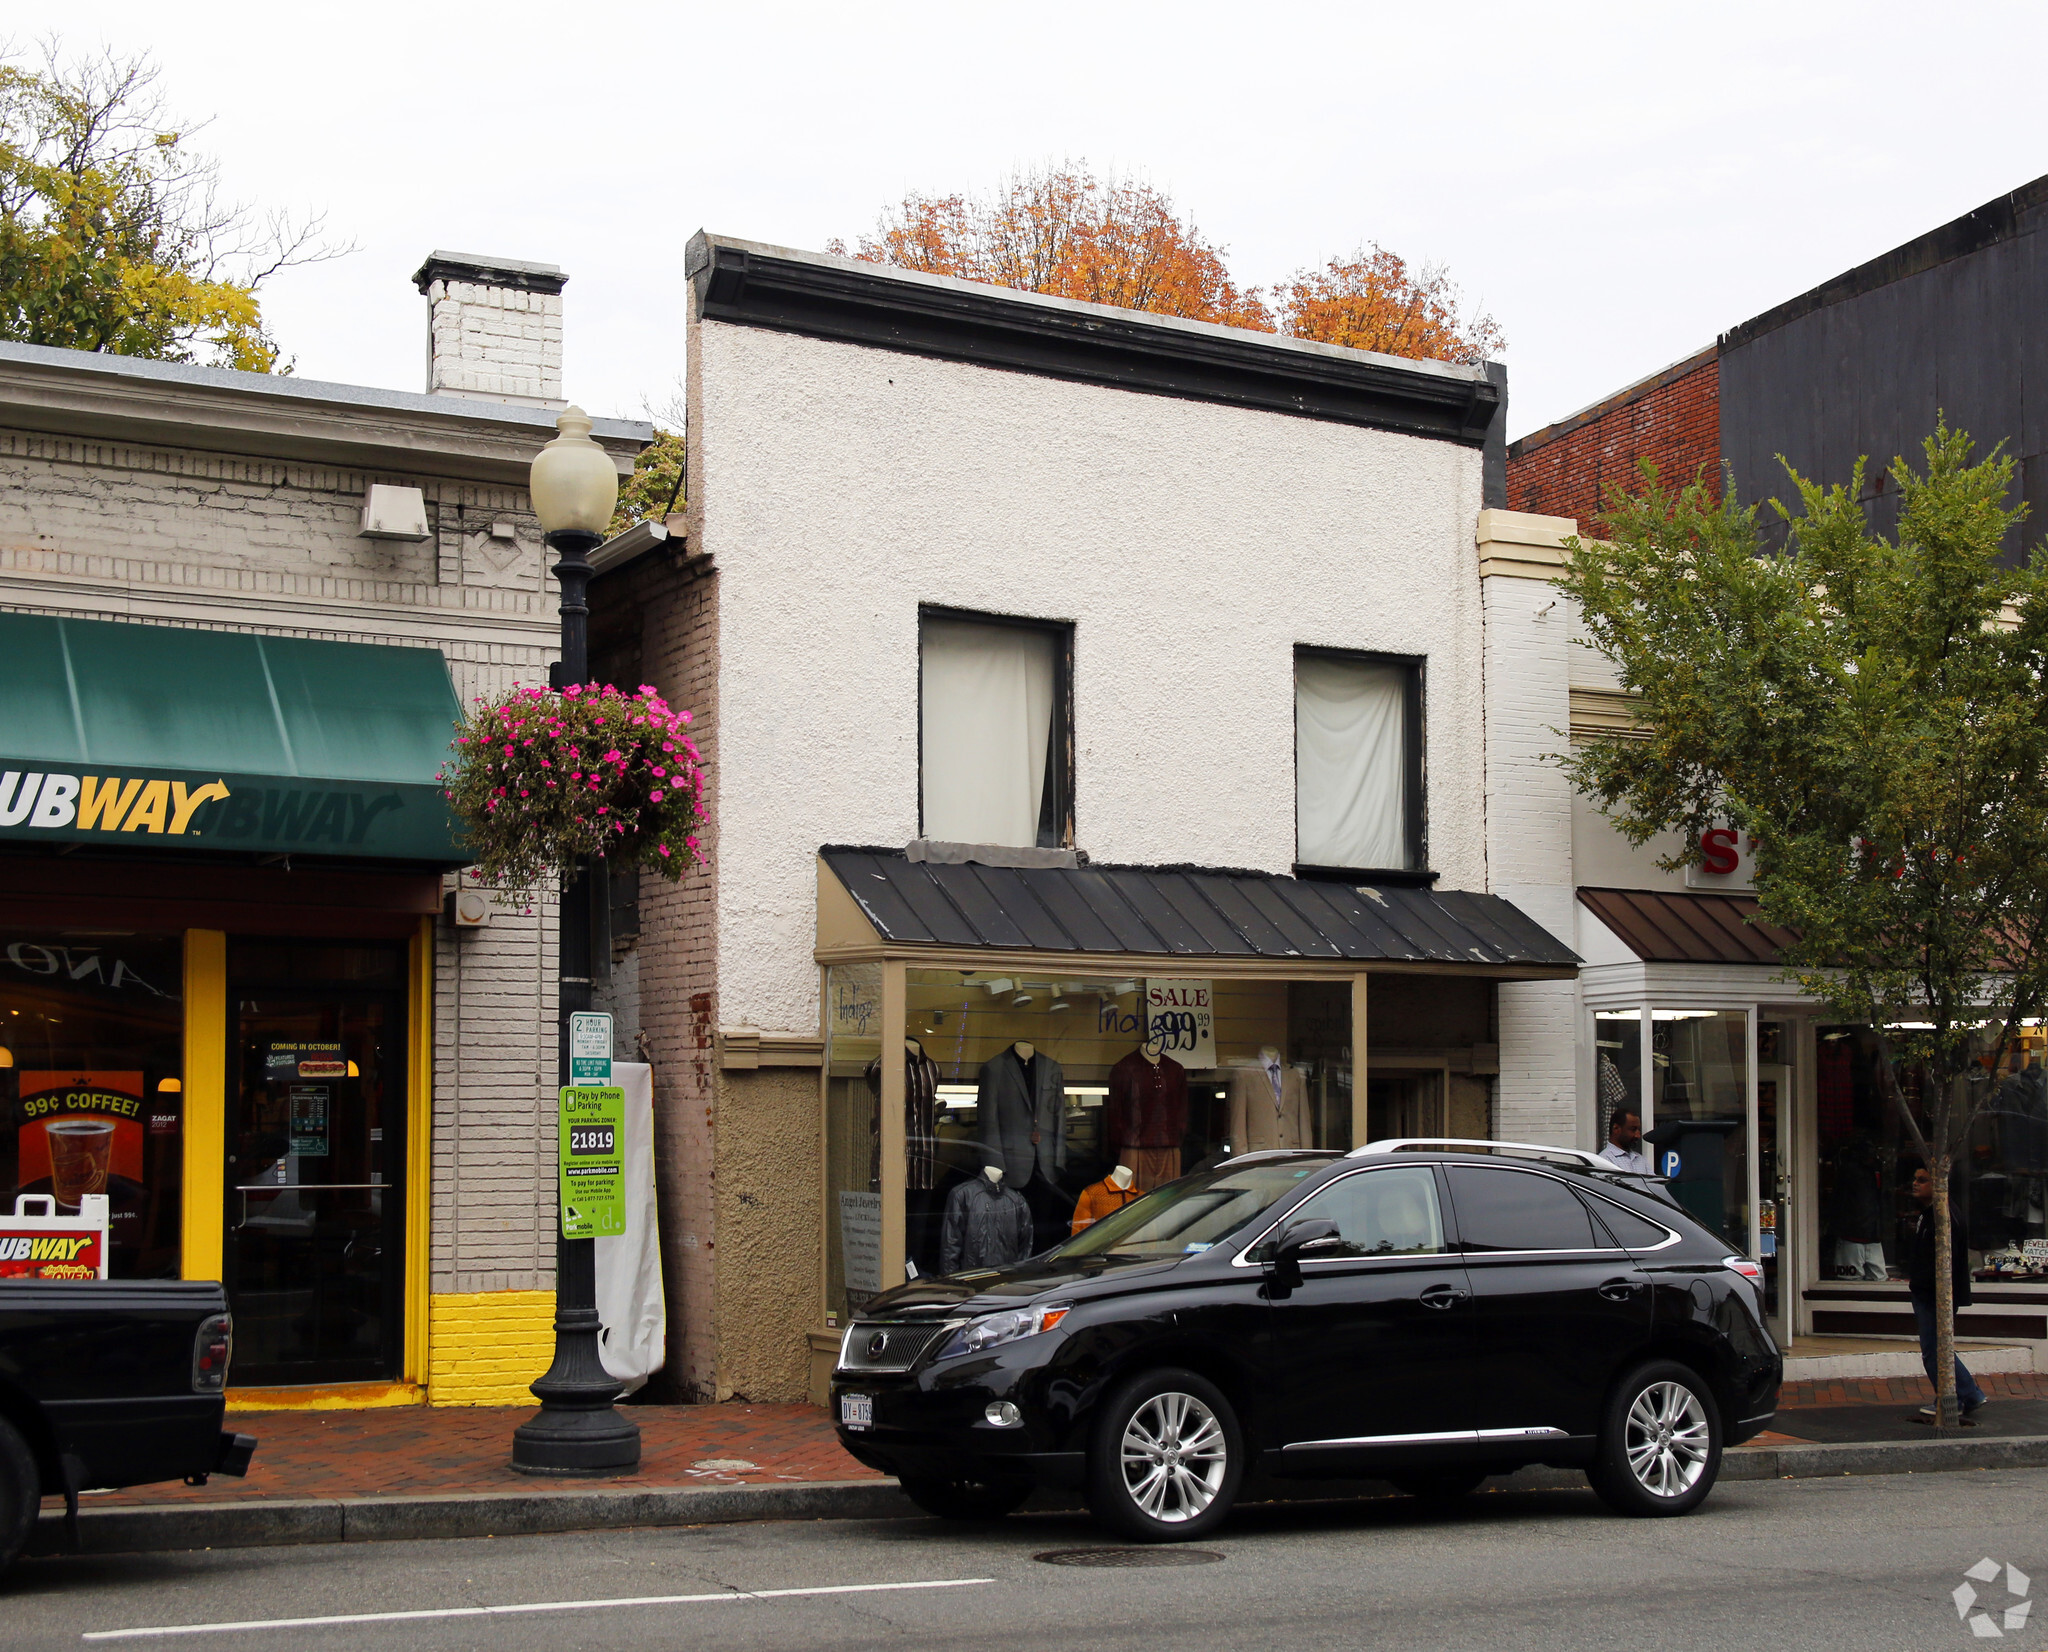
0,1280,257,1569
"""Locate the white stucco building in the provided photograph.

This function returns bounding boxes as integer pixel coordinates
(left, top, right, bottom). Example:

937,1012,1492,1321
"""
592,236,1580,1402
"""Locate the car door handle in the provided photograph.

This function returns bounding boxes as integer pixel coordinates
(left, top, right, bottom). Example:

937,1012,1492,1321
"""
1418,1283,1469,1310
1598,1278,1645,1302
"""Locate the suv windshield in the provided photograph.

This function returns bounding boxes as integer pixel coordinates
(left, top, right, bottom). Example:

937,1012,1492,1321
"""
1053,1155,1335,1260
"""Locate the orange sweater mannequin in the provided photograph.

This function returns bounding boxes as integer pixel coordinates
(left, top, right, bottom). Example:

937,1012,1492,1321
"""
1071,1165,1141,1234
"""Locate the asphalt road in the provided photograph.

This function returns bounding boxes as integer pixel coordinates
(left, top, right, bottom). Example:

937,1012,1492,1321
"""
5,1471,2045,1652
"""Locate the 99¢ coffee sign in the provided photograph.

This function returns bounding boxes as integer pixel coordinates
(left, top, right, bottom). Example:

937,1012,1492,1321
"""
558,1086,626,1240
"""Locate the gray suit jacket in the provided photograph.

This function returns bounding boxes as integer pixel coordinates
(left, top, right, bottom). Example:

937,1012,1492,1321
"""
976,1046,1067,1187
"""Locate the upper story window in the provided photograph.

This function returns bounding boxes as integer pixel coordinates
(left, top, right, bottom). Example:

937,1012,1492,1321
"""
1294,649,1423,875
919,610,1072,849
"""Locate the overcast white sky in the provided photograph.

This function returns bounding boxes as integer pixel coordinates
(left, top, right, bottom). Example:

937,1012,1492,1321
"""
20,1,2048,441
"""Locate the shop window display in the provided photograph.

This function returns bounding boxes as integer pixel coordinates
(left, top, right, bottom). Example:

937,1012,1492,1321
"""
1645,1010,1750,1248
1810,1025,2048,1285
0,933,184,1278
1593,1012,1644,1127
822,964,1354,1321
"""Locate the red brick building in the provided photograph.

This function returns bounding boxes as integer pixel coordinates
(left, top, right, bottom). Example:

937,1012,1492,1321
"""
1508,172,2048,562
1505,345,1719,526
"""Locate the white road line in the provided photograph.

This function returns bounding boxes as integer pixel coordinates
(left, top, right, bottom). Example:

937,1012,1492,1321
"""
81,1576,997,1642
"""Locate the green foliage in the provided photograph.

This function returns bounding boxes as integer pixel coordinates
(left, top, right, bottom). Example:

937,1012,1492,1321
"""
1562,425,2048,1138
440,681,705,908
0,47,331,372
606,426,684,538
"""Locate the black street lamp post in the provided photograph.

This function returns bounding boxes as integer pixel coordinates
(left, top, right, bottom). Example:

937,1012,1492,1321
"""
510,407,641,1476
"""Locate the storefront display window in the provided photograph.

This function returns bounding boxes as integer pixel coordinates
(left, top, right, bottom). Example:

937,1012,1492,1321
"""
0,932,184,1278
1649,1010,1750,1249
1593,1011,1644,1129
822,962,1355,1322
1814,1025,2048,1284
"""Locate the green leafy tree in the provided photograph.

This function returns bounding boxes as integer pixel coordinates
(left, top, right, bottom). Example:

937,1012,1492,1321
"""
1560,425,2048,1428
0,45,336,371
606,426,684,538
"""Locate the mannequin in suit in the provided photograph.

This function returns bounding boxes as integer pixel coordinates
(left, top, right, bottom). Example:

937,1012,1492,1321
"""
1225,1045,1311,1153
976,1041,1066,1187
976,1040,1069,1252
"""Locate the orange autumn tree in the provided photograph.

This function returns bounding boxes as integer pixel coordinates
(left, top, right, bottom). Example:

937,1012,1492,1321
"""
837,168,1504,367
833,164,1272,331
1277,246,1504,365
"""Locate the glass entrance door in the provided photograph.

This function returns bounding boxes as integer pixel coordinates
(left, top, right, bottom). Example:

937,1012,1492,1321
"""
223,941,405,1387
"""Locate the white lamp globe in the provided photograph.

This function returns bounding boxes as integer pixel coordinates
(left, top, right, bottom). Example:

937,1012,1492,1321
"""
529,406,619,536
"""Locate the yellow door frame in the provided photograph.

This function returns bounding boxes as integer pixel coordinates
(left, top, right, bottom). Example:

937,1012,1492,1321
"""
180,929,226,1283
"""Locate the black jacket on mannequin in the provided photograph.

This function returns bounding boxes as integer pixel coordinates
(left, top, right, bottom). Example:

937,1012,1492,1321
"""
940,1174,1034,1272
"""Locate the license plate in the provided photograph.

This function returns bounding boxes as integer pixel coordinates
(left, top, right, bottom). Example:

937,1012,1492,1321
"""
840,1393,873,1431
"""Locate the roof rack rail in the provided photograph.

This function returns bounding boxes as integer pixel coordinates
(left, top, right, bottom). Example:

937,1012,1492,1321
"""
1347,1137,1624,1172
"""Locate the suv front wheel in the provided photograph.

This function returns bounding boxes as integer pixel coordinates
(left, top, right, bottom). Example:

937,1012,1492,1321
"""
1087,1368,1242,1542
1589,1359,1722,1517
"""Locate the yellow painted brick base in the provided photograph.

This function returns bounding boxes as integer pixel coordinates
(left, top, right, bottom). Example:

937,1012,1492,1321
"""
427,1290,556,1406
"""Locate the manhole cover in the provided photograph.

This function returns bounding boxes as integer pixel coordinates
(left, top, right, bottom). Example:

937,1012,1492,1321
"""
692,1458,757,1472
1035,1547,1223,1568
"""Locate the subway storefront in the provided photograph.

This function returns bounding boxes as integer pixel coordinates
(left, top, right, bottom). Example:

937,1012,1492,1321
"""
0,614,461,1399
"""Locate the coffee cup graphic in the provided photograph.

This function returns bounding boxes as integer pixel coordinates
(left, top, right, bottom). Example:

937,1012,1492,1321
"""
47,1117,117,1208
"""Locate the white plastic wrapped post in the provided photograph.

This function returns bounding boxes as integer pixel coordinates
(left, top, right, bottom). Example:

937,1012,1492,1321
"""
594,1061,667,1392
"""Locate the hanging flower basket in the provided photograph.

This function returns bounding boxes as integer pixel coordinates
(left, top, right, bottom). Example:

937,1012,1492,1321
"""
441,682,704,906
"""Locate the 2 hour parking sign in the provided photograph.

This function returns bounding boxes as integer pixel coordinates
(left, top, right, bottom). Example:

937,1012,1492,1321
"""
558,1086,626,1239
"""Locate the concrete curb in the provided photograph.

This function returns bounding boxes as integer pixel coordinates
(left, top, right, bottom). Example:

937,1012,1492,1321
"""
28,1436,2048,1558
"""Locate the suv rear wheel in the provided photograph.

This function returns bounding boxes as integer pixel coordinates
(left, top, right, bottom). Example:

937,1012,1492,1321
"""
1588,1359,1722,1517
1087,1368,1242,1542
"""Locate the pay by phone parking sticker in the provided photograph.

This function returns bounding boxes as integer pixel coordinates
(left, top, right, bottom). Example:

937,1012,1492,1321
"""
557,1086,626,1240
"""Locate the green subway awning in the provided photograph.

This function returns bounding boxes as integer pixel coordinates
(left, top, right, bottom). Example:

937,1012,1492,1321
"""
0,613,466,864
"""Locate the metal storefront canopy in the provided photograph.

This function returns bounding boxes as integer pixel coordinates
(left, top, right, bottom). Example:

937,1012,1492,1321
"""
821,847,1579,973
1576,886,1797,965
0,613,466,864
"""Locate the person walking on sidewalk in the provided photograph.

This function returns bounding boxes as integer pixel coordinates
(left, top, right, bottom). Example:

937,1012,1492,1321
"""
1906,1163,1987,1422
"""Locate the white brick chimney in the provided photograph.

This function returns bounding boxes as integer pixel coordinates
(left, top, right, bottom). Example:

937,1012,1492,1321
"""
411,251,567,408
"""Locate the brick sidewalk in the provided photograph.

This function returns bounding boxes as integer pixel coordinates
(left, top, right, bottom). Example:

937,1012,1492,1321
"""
61,1403,877,1510
1778,1371,2048,1410
56,1371,2048,1515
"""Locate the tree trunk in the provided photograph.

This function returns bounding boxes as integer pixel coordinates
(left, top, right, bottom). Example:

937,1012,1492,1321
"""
1931,1148,1960,1432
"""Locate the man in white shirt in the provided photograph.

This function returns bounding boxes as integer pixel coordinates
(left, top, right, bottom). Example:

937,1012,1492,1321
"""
1598,1108,1653,1176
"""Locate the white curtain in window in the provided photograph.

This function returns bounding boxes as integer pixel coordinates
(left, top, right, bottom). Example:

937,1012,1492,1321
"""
920,620,1055,847
1296,656,1408,869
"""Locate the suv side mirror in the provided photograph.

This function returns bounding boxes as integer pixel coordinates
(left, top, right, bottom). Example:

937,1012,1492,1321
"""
1273,1217,1342,1264
1262,1216,1342,1297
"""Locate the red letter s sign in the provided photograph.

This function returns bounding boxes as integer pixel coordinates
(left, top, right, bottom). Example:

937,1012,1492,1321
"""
1700,828,1740,877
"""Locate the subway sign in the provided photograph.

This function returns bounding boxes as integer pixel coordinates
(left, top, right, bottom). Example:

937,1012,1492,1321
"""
0,764,463,862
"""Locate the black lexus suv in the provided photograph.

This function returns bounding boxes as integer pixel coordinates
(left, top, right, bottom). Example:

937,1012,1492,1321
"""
832,1141,1781,1542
